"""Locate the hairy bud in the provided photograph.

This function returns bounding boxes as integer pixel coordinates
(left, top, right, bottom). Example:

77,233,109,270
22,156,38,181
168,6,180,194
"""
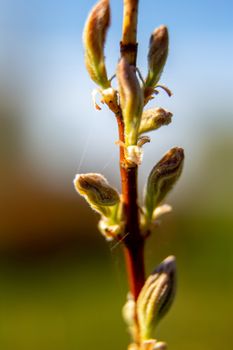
74,173,119,217
145,26,169,89
83,0,110,89
139,108,172,135
144,147,184,221
137,256,176,340
117,58,143,147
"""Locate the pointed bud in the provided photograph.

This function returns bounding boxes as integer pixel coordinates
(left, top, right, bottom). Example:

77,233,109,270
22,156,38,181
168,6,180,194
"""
139,108,172,135
74,173,120,217
144,147,184,221
137,256,177,341
145,26,169,89
83,0,110,89
117,58,143,147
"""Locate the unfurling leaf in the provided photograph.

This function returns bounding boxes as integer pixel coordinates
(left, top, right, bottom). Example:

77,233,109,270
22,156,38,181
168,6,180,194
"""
74,173,119,217
139,108,172,135
83,0,110,89
145,26,169,89
144,147,184,221
117,57,143,147
137,256,176,341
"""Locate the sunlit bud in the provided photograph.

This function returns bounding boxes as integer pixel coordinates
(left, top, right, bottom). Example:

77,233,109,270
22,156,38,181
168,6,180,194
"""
74,173,120,217
145,26,169,89
152,204,172,221
117,58,143,146
83,0,110,89
144,147,184,221
98,218,123,241
100,87,119,113
137,256,177,341
139,108,172,135
153,342,167,350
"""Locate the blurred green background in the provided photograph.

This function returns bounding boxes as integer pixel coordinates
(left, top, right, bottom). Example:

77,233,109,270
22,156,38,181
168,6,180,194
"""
0,0,233,349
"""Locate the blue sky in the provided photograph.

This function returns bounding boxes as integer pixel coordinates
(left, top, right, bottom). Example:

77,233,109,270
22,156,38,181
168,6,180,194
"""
0,0,232,191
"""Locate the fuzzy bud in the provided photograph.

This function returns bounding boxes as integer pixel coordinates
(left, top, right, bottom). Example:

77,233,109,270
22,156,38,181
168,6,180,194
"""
74,173,119,217
117,57,143,147
83,0,110,89
139,108,172,135
137,256,176,341
144,147,184,221
145,26,169,89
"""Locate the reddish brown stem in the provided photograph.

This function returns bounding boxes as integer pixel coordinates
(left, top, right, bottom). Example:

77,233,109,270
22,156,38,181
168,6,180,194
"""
117,0,145,301
116,115,145,300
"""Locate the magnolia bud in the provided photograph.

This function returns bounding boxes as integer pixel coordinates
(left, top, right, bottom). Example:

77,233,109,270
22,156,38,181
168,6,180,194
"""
139,108,172,135
145,26,169,89
74,173,120,217
83,0,110,89
144,147,184,221
117,58,143,147
137,256,176,341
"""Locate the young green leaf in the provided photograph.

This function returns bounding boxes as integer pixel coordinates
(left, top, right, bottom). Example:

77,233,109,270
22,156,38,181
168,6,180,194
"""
137,256,176,341
145,26,169,89
139,108,172,135
144,147,184,221
74,173,120,217
117,57,143,147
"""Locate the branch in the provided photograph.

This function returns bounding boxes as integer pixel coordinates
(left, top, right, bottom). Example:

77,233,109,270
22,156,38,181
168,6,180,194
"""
118,0,145,301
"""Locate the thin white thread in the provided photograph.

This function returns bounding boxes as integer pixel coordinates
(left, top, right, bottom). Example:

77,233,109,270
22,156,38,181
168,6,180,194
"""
76,125,93,173
110,232,130,251
101,154,115,171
